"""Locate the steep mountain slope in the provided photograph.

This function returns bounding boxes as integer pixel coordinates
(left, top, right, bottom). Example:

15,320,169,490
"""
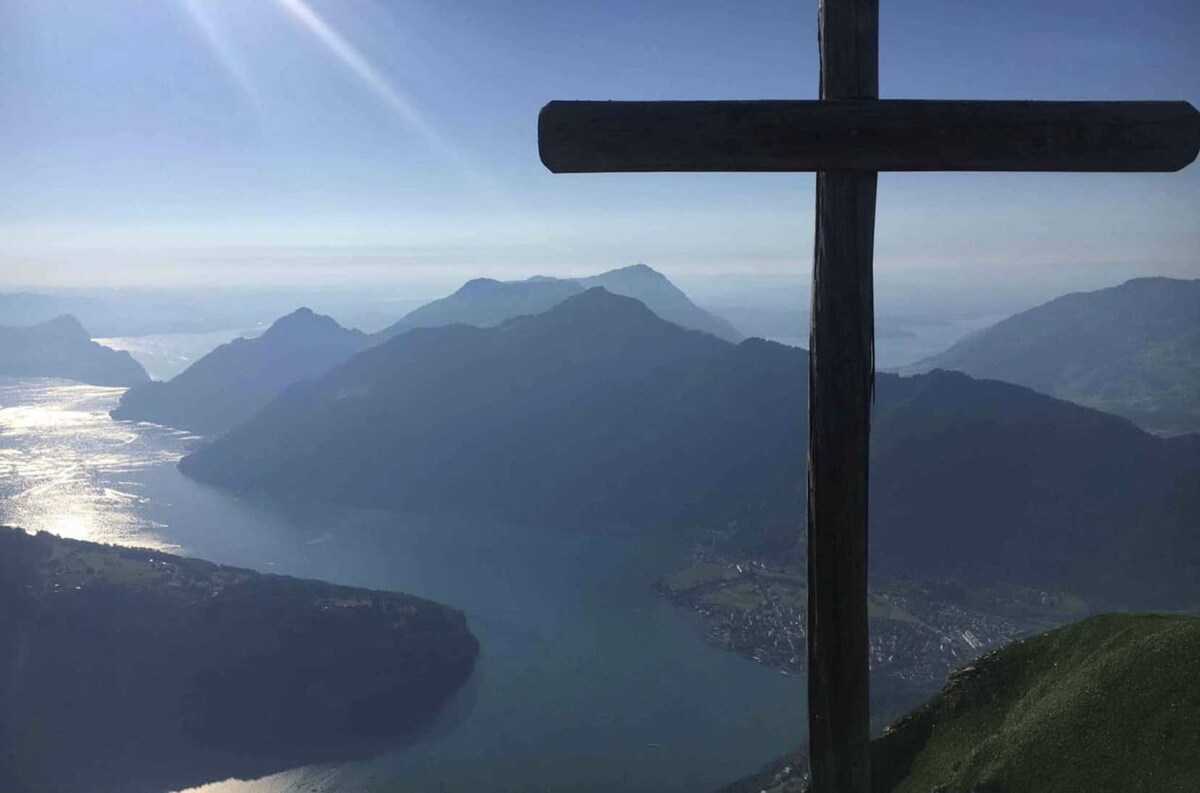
180,289,1200,607
111,309,368,436
376,263,742,342
0,315,148,386
914,277,1200,434
872,613,1200,793
719,613,1200,793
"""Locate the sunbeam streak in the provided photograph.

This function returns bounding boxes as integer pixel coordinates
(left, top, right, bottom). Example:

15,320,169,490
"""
269,0,464,165
178,0,260,107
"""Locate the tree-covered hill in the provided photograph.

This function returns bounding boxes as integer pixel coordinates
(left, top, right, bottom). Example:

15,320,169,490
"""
0,526,478,793
873,612,1200,793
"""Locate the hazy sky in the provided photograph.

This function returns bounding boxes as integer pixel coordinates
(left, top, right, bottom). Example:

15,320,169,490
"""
2,0,1197,291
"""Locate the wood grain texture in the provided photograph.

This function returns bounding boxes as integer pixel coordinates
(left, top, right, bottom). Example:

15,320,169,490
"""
807,1,877,792
537,99,1200,173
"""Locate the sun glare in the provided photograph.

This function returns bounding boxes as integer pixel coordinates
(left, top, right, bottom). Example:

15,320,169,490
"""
270,0,468,164
175,0,468,169
178,0,260,107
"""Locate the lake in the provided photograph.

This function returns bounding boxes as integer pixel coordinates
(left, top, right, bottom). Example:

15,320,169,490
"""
0,376,804,793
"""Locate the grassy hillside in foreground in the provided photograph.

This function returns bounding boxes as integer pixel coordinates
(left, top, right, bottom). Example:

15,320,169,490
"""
721,613,1200,793
871,612,1200,792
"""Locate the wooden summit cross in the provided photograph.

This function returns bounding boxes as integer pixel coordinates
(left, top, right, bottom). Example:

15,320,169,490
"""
538,1,1200,790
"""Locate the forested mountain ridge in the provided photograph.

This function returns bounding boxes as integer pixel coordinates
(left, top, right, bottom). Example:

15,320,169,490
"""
914,277,1200,435
180,288,1200,609
0,526,478,793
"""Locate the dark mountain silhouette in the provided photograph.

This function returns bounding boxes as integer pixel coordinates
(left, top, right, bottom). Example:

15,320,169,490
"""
111,309,368,436
0,315,148,386
376,263,742,342
913,277,1200,435
0,526,477,793
111,267,735,437
180,289,1200,607
578,263,742,341
379,277,584,338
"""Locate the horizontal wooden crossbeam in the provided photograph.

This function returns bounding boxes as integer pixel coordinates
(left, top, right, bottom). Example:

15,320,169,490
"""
539,99,1200,174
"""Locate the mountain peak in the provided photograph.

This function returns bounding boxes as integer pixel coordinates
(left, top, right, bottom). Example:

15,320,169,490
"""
579,265,743,342
39,314,89,336
541,286,658,322
598,263,666,281
457,277,502,294
1,314,147,386
375,264,742,344
262,308,347,339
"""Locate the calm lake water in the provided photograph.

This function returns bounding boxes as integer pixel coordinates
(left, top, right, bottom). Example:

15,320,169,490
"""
0,376,804,793
95,328,262,381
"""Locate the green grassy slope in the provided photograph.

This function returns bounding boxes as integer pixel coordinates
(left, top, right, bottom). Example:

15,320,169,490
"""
873,613,1200,793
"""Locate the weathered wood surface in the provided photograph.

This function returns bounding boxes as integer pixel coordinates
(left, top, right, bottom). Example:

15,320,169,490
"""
538,99,1200,173
806,0,876,791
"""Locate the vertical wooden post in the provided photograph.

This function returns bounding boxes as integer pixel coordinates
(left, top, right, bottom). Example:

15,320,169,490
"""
806,0,877,791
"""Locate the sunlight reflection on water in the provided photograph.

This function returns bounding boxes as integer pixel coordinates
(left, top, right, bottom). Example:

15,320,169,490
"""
96,328,255,381
170,766,334,793
0,377,200,549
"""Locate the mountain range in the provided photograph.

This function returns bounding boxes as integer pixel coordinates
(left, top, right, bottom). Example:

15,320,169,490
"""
913,277,1200,435
0,315,148,387
180,288,1200,608
111,264,740,436
375,263,741,342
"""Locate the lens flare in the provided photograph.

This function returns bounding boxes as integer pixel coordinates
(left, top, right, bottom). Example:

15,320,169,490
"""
269,0,462,163
178,0,260,106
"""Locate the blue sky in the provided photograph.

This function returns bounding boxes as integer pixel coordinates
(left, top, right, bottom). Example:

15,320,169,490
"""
1,0,1197,292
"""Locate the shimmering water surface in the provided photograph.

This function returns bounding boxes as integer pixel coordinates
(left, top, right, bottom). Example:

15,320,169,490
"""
96,329,259,381
0,376,803,793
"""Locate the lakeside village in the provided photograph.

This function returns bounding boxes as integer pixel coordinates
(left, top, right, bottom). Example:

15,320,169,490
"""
657,552,1092,713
